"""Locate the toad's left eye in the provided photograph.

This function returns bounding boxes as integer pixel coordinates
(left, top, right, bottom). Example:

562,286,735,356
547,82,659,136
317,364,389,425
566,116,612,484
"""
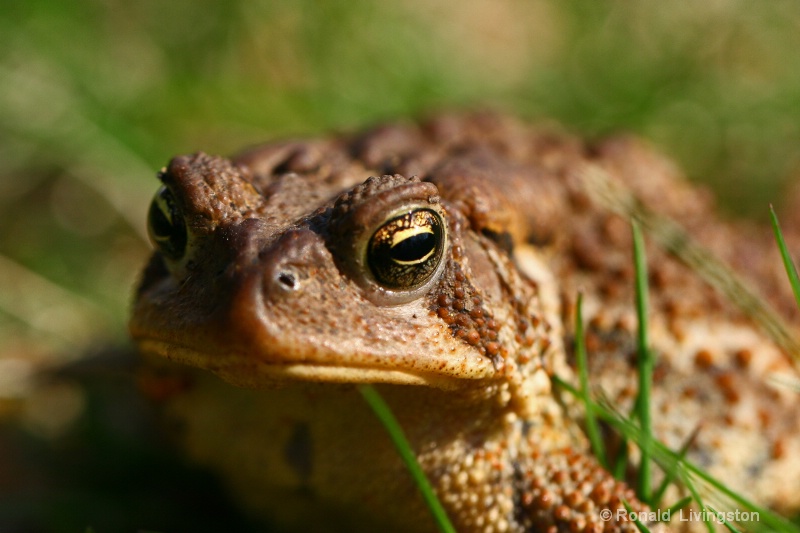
147,186,187,260
367,209,445,290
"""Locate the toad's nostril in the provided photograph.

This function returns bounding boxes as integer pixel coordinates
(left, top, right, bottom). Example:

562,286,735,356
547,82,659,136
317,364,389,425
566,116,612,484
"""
277,271,297,289
260,229,327,296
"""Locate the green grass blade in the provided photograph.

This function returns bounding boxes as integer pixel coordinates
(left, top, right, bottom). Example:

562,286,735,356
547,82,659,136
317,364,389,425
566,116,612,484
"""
665,495,693,516
622,499,651,533
632,219,654,502
574,292,607,468
612,437,629,480
769,205,800,310
674,457,796,532
652,426,699,506
358,384,456,533
682,474,715,533
708,506,743,533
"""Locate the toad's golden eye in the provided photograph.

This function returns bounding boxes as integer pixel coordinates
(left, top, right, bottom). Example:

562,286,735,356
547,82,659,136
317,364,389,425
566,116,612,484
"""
147,186,187,260
367,208,445,290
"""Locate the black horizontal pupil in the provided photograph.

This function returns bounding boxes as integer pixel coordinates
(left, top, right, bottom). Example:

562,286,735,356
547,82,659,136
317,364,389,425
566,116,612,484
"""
391,232,434,262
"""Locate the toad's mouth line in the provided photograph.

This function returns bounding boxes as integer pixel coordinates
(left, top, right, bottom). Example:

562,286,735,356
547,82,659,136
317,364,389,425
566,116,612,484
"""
134,337,491,389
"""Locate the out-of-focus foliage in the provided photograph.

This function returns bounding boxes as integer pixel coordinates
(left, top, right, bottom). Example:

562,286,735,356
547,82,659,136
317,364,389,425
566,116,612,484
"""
2,0,800,361
1,0,799,531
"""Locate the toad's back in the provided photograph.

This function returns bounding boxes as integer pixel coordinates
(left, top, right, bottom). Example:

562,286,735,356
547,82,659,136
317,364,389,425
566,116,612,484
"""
131,113,800,532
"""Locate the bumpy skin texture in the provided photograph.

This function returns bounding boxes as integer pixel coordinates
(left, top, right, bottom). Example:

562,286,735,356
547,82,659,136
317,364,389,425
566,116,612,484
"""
131,113,800,532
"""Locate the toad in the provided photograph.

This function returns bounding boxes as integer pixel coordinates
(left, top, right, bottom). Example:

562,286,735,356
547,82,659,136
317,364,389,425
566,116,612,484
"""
130,113,800,532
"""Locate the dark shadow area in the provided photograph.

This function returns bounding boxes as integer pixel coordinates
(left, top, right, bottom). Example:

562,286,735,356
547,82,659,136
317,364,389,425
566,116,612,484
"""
0,347,267,533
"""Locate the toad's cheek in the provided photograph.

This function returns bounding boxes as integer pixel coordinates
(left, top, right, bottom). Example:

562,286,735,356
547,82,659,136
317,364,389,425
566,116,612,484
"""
131,228,497,389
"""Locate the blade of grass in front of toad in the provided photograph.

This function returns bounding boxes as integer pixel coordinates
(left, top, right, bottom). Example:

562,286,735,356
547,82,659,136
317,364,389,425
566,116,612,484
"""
664,495,693,517
769,205,800,310
611,438,629,480
575,292,608,468
632,219,654,503
652,427,698,507
357,384,456,533
682,470,716,533
622,499,651,533
708,506,744,533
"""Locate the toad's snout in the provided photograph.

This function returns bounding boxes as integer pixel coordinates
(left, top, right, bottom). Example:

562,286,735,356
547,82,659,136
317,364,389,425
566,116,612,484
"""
258,228,333,299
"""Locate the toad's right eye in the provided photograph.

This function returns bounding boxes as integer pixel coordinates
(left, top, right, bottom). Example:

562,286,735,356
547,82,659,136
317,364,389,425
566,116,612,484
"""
147,186,187,260
366,208,445,291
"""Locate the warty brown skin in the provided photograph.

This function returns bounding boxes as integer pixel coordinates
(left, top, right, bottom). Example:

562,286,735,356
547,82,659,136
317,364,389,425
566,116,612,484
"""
131,113,800,532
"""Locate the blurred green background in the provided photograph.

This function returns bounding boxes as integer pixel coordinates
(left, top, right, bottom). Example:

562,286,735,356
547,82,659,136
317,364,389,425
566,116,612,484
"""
1,1,800,531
